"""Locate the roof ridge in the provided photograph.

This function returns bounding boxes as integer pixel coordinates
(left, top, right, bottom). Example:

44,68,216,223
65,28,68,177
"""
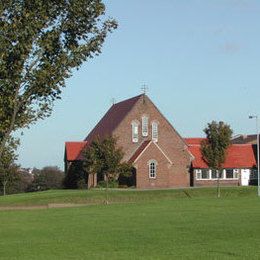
114,94,143,106
144,95,189,149
128,140,152,163
65,141,87,144
84,94,143,143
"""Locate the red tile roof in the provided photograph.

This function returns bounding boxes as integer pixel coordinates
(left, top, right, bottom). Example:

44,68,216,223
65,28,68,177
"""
188,144,256,169
184,138,206,145
85,95,142,142
128,140,152,163
65,142,88,161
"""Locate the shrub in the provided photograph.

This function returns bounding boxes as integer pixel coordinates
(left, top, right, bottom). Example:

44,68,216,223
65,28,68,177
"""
27,166,64,192
97,180,118,188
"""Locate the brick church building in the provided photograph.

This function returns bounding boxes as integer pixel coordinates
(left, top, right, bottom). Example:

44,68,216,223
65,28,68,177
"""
65,94,193,188
65,94,257,189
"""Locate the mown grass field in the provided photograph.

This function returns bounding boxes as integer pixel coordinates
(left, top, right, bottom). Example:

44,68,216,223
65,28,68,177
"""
0,187,260,259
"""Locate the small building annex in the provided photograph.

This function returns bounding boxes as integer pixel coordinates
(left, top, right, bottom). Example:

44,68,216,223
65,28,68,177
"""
185,138,257,187
64,94,258,189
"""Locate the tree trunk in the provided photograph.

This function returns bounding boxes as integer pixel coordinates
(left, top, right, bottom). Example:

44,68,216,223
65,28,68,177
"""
0,83,22,159
217,176,220,198
87,173,94,189
3,180,7,196
105,173,109,204
93,173,95,188
217,169,221,198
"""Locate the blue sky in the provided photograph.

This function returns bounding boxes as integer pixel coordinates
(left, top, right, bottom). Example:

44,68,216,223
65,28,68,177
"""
17,0,260,169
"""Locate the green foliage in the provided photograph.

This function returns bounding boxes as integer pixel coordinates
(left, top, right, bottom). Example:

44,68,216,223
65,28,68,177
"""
11,169,34,193
0,137,19,195
201,121,233,169
77,179,88,190
83,136,131,184
97,180,118,188
117,162,133,178
27,166,64,192
0,0,117,157
201,121,233,198
118,163,136,187
63,161,87,189
0,164,19,195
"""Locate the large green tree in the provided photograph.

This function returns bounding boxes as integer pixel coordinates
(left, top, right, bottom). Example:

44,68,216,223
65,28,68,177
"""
0,0,117,158
83,136,132,202
201,121,233,198
84,137,132,185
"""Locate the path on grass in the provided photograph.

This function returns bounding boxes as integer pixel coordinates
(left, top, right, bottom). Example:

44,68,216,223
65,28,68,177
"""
0,203,89,211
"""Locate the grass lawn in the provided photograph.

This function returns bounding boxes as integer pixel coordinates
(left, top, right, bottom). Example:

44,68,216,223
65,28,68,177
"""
0,186,258,207
0,187,260,259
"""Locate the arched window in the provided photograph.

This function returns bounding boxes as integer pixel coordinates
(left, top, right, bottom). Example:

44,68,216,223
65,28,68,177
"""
152,121,158,142
148,160,157,179
131,121,139,143
142,116,148,137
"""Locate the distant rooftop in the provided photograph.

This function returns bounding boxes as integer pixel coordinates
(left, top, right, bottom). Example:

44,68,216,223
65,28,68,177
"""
231,134,259,144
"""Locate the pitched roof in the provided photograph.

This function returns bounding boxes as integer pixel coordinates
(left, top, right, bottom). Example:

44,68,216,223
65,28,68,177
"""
128,140,152,163
85,95,142,142
184,138,206,145
231,134,259,144
128,140,173,164
188,144,256,169
65,142,88,161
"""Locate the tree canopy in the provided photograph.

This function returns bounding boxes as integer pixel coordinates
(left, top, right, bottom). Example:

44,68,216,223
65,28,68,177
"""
201,121,233,170
28,166,64,192
201,121,233,198
83,136,132,185
0,0,117,157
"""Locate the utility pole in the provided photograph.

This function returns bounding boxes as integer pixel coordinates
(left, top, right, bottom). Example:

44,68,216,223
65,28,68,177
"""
249,115,260,197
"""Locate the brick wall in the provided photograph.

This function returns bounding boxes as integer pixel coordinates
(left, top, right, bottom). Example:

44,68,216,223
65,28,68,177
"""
113,95,192,188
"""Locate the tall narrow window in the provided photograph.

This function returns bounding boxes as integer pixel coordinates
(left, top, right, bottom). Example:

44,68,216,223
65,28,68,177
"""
131,121,139,143
142,116,148,137
152,122,158,142
148,160,157,179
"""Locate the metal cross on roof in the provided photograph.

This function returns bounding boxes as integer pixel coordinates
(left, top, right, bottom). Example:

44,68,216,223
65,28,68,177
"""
141,84,148,95
110,98,116,105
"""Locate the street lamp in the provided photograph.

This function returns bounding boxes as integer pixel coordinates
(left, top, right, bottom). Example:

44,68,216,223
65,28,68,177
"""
249,115,260,197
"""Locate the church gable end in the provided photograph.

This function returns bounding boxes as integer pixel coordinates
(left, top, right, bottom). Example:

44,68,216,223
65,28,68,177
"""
113,95,192,164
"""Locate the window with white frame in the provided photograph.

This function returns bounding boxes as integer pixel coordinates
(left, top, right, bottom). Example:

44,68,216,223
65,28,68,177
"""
142,116,148,136
233,169,239,179
226,169,233,179
131,121,139,143
225,169,238,179
196,169,202,179
148,160,157,179
211,169,218,179
211,169,223,179
202,169,209,179
152,122,158,142
250,169,257,179
196,169,210,179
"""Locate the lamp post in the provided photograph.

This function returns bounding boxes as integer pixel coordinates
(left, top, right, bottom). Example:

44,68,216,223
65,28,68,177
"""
249,115,260,197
